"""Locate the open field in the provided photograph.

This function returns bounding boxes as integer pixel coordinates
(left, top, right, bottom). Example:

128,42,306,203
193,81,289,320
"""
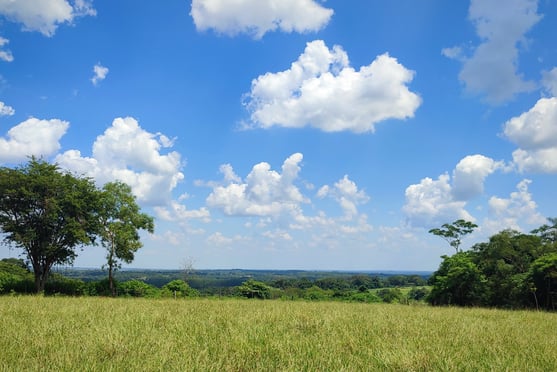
1,297,556,371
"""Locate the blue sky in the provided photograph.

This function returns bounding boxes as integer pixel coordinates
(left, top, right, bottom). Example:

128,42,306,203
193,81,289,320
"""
1,0,556,271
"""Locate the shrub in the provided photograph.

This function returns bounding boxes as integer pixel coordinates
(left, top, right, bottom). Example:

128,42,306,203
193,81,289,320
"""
161,280,199,298
118,279,159,297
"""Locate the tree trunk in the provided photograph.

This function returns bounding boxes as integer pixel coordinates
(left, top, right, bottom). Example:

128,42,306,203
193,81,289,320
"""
108,235,116,297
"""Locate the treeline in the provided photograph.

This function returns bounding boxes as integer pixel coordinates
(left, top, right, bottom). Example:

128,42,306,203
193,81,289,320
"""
428,219,557,310
0,259,430,303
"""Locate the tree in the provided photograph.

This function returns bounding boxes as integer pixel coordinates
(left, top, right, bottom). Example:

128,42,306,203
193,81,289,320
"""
527,253,557,310
427,252,487,306
237,279,271,299
162,279,199,298
532,217,557,245
429,219,478,253
97,181,154,296
0,159,99,292
471,229,547,307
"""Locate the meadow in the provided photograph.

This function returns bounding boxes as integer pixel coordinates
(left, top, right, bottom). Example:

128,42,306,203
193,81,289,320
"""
1,296,556,371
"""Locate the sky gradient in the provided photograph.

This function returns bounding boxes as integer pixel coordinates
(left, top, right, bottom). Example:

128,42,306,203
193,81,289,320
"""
1,0,556,271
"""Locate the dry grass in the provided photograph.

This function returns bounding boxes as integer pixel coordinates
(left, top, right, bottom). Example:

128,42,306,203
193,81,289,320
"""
1,296,556,371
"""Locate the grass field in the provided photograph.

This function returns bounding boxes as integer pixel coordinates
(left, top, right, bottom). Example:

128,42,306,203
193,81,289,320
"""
1,296,556,371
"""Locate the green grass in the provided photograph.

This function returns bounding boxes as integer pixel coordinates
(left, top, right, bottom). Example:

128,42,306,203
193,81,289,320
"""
1,297,556,371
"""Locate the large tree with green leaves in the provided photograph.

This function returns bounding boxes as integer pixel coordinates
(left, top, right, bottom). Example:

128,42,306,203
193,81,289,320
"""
429,219,478,253
97,181,154,296
427,252,487,306
0,158,100,292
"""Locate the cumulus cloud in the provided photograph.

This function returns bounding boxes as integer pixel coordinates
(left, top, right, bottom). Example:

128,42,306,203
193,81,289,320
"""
243,40,421,133
154,201,210,223
55,117,184,205
206,153,307,217
403,173,474,228
317,175,370,218
485,179,545,232
444,0,540,104
0,101,15,116
190,0,333,39
0,0,96,37
452,154,504,200
503,97,557,173
91,63,108,85
0,117,68,164
207,232,249,246
404,152,507,227
0,36,13,62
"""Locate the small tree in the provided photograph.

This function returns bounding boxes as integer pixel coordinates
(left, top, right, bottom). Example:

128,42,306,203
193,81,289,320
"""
237,279,271,299
97,181,154,296
0,159,99,292
429,219,478,253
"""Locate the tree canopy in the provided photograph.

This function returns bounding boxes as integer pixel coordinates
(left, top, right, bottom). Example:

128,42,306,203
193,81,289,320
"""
97,181,154,296
0,158,100,292
428,219,557,310
429,219,478,253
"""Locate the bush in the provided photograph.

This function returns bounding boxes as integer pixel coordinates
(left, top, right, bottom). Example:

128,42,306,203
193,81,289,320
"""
377,288,404,303
118,279,159,298
407,287,430,302
44,274,87,296
237,279,271,299
161,280,199,298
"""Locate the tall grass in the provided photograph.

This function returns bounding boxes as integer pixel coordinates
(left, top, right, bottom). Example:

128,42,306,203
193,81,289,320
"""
1,296,556,371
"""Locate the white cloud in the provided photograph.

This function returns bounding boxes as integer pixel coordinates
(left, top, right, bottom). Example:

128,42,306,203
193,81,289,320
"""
154,201,210,223
403,173,474,228
503,97,557,173
317,175,370,218
190,0,333,39
0,36,13,62
485,179,545,232
441,46,462,60
542,67,557,96
55,117,184,205
207,232,249,246
243,40,421,133
452,154,504,200
206,153,307,217
91,63,109,86
0,117,68,163
0,0,96,37
445,0,540,103
0,101,15,116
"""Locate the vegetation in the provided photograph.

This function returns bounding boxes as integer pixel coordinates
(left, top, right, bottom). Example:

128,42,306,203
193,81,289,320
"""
0,158,100,292
428,218,557,310
97,181,154,296
429,219,478,253
1,296,556,371
0,159,153,293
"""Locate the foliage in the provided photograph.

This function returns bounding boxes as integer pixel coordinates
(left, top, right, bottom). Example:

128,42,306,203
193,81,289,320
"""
527,253,557,310
429,219,478,253
429,219,557,309
376,287,404,303
44,273,87,296
0,261,34,294
118,279,159,297
237,279,271,299
427,252,487,306
161,279,199,298
97,181,154,296
407,286,430,302
0,158,100,292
